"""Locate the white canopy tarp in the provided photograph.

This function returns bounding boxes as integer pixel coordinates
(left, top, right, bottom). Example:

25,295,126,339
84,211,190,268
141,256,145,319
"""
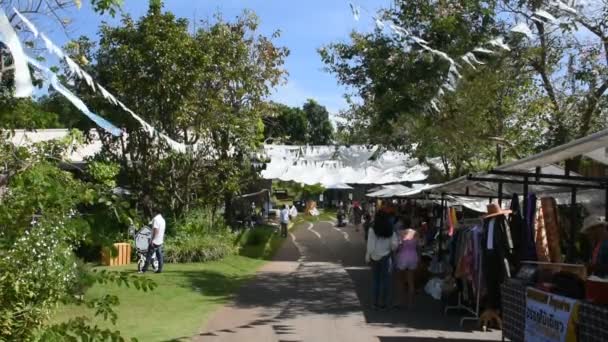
262,145,431,187
366,184,414,198
497,128,608,171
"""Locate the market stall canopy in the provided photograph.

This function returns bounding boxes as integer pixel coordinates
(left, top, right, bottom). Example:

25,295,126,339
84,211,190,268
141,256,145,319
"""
366,184,417,198
497,128,608,171
429,165,591,198
262,145,433,187
325,182,354,190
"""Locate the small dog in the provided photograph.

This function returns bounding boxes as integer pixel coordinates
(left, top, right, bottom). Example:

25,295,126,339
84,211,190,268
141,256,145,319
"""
479,309,502,332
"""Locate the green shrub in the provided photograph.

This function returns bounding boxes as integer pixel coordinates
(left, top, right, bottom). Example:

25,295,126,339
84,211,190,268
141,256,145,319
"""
173,207,223,236
164,233,237,263
164,207,237,263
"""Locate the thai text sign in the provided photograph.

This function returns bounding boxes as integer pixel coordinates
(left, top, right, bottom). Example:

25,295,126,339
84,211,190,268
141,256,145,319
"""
525,287,579,342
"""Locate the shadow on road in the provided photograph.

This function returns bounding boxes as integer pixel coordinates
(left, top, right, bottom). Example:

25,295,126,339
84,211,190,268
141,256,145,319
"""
185,221,498,341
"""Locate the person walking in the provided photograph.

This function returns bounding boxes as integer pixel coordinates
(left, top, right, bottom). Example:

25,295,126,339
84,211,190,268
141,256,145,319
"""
280,204,290,238
394,217,419,309
366,209,399,310
142,210,166,274
353,201,363,232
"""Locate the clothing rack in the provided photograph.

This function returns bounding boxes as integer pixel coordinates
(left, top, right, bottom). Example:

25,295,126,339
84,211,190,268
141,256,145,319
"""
444,221,484,327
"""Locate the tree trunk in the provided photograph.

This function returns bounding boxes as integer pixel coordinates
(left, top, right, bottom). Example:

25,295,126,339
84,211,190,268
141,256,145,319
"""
224,193,233,226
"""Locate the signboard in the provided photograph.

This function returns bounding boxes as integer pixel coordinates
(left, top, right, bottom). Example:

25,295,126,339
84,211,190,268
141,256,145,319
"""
525,287,579,342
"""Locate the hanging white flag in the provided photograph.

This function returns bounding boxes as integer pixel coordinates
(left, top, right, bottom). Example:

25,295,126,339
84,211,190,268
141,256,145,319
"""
511,22,534,39
374,17,385,30
461,54,477,69
27,57,122,136
390,24,409,39
40,32,65,59
0,9,33,98
98,84,118,105
12,8,38,37
349,3,360,21
473,47,495,55
533,9,557,22
550,0,577,15
488,36,511,51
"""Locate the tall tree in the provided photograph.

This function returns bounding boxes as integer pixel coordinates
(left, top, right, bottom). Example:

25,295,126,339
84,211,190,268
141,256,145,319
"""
193,10,288,220
500,0,608,147
320,0,608,177
264,102,308,144
85,4,287,220
302,99,334,145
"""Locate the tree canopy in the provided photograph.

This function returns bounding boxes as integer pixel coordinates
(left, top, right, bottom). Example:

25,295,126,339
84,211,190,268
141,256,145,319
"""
320,0,608,178
263,99,334,145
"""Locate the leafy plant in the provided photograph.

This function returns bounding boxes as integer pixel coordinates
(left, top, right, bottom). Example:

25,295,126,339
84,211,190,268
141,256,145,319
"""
163,207,237,263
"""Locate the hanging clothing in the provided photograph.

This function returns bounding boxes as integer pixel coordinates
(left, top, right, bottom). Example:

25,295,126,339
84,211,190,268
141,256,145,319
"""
447,225,486,304
447,207,454,237
541,197,562,262
535,200,550,262
523,193,538,261
508,193,524,269
482,215,514,309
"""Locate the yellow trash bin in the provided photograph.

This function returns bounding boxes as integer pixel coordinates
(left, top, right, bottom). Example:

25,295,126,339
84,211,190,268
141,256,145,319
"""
101,242,132,266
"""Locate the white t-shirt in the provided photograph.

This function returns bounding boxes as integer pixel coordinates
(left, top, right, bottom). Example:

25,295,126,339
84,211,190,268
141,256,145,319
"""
280,208,290,224
151,214,166,245
366,229,399,262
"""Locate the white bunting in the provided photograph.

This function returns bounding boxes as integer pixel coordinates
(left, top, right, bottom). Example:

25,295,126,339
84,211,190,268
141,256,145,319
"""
511,22,534,39
349,3,360,21
533,9,557,22
550,0,577,15
98,84,118,105
12,7,38,37
473,47,495,55
40,32,64,59
390,24,409,39
27,56,122,136
374,17,385,30
12,8,192,153
488,36,511,51
0,9,33,97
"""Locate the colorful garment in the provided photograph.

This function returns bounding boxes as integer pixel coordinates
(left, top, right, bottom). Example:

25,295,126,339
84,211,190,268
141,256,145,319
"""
535,200,550,262
541,197,562,262
396,236,419,270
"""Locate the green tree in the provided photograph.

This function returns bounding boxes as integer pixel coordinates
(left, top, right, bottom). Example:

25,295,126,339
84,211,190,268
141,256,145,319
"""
500,0,608,148
193,10,288,221
83,4,287,221
264,102,308,144
319,0,606,177
302,99,333,145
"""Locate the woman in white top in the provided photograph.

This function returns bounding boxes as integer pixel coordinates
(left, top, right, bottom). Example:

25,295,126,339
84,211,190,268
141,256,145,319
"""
366,209,399,310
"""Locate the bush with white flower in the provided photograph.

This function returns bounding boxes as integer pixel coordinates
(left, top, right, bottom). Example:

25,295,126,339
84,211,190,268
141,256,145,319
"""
0,132,155,341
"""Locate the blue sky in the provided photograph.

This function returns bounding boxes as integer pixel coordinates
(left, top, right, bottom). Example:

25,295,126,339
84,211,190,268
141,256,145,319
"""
39,0,392,117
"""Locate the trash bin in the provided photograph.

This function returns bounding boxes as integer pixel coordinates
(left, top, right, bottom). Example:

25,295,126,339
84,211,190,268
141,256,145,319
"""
101,242,132,266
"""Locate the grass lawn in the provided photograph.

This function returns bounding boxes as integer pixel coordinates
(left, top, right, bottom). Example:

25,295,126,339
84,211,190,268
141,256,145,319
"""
53,256,265,341
53,212,334,341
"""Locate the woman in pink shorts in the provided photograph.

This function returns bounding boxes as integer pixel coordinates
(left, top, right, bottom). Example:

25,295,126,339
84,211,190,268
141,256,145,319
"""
394,217,419,309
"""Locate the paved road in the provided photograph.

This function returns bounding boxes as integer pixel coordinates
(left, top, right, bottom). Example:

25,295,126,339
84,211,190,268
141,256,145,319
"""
195,220,502,342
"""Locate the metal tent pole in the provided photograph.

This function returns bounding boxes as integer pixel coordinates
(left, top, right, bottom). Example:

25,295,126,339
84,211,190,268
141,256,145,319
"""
568,188,577,262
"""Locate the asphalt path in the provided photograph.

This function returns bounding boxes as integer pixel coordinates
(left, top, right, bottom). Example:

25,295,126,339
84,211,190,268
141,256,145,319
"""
193,220,502,342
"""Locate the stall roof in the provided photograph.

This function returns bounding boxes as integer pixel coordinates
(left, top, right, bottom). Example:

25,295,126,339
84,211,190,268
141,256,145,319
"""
497,128,608,171
366,184,425,198
402,165,593,199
